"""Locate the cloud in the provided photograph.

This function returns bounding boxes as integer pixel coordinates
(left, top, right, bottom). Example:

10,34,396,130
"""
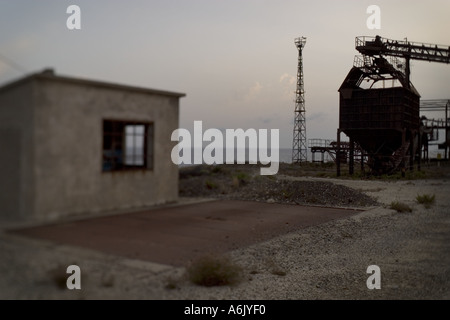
257,117,273,125
279,73,296,85
308,112,326,122
244,81,263,100
0,63,7,76
279,73,296,99
232,81,264,103
3,34,38,57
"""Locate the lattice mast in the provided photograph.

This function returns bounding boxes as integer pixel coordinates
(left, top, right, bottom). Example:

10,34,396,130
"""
292,36,307,163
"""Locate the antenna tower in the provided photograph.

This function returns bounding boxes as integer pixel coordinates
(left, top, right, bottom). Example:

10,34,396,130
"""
292,36,307,163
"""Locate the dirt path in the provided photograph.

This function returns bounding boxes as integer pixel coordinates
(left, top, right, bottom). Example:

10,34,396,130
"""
10,200,357,267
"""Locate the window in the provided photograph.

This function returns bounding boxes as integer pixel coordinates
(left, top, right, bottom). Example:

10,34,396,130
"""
102,120,153,172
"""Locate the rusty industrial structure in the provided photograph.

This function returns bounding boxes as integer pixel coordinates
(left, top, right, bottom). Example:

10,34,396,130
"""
336,35,450,176
292,36,308,163
420,99,450,161
309,139,362,165
310,99,449,166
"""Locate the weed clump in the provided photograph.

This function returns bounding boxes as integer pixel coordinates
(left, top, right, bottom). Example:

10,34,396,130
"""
390,201,412,213
186,254,243,287
416,194,436,209
205,180,218,190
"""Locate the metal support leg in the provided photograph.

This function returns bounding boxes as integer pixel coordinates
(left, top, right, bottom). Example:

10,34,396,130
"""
418,130,422,171
409,131,414,172
337,129,341,177
445,102,448,160
349,138,354,176
402,128,406,178
361,148,364,174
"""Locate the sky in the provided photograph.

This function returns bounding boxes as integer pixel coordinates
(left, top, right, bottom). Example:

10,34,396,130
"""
1,0,449,148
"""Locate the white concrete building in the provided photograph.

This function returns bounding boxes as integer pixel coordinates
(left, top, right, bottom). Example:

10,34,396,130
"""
0,69,185,221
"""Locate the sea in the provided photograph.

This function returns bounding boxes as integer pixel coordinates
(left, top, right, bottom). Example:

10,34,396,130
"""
176,145,445,167
177,148,331,167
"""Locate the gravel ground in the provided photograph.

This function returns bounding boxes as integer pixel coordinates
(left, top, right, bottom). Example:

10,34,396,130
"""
1,165,449,300
179,164,379,208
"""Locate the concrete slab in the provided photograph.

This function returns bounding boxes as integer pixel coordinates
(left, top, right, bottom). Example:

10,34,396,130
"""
10,200,361,267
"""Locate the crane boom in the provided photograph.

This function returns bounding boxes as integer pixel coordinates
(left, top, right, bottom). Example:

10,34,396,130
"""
354,35,450,88
356,36,450,64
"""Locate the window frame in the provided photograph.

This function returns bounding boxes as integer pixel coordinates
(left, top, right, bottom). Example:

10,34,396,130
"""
102,119,154,172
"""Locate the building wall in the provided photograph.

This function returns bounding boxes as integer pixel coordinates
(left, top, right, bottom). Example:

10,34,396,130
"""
0,80,35,220
31,77,180,221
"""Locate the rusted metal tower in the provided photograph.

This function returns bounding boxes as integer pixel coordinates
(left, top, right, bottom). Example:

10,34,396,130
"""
292,36,307,163
338,35,450,176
